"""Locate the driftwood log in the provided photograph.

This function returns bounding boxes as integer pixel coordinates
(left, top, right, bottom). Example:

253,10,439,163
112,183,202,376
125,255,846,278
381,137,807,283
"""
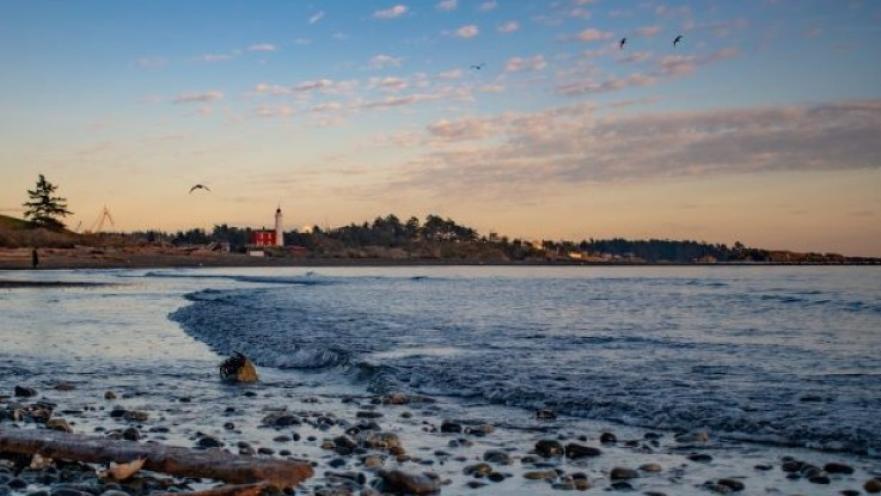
0,428,313,488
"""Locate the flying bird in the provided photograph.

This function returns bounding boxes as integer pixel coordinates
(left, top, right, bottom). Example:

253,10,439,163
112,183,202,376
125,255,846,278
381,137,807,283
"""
619,37,627,49
189,184,211,194
470,63,485,70
673,34,683,47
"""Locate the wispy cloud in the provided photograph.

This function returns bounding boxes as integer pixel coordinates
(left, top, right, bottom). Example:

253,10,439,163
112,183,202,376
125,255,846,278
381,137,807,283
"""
135,56,167,69
505,55,547,72
247,43,277,52
497,20,520,33
636,25,662,37
309,11,325,24
556,73,655,96
368,54,404,69
199,53,234,62
478,1,498,12
172,91,223,104
576,28,613,42
436,0,457,11
455,24,479,38
373,4,408,19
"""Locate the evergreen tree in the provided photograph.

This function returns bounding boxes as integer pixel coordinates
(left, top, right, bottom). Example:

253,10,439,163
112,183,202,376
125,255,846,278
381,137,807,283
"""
22,174,72,229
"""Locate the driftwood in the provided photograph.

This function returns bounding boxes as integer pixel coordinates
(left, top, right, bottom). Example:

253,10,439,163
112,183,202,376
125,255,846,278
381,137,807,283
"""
156,482,272,496
0,428,312,488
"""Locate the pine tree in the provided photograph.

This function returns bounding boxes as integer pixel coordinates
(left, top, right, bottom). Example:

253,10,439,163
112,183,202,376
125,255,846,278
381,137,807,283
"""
23,174,72,229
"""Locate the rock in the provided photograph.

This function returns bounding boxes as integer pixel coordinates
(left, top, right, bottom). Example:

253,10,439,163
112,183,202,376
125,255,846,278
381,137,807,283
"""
466,480,487,489
53,383,75,391
196,435,223,449
535,439,564,457
535,409,556,420
487,472,505,483
262,412,301,428
104,391,116,400
687,453,713,463
378,470,439,495
46,418,72,433
219,353,259,383
257,447,274,455
571,472,590,491
482,450,512,465
362,454,384,469
523,470,557,481
717,479,744,491
440,421,462,433
14,386,37,398
464,463,493,477
466,423,495,436
121,428,140,441
382,393,409,405
564,443,601,459
867,479,881,494
824,462,854,474
675,431,709,444
599,432,617,444
333,435,358,455
223,422,235,431
639,463,662,473
753,464,772,471
609,467,638,480
808,475,830,484
122,410,148,422
781,460,803,472
360,431,404,454
704,483,731,494
357,411,383,419
609,481,633,491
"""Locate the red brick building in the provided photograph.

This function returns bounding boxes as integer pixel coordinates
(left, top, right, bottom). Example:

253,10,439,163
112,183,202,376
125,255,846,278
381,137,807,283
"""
249,230,277,247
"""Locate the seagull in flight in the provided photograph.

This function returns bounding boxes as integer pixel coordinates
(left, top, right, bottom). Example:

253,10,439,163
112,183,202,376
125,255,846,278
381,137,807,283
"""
470,63,485,70
619,37,627,49
189,184,211,194
673,34,683,47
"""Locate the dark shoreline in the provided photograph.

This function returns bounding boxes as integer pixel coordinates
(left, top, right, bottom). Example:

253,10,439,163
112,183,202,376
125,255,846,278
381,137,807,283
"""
0,280,111,288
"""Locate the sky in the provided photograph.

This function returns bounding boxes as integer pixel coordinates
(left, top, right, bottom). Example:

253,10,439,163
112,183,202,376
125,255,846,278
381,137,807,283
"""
1,0,880,256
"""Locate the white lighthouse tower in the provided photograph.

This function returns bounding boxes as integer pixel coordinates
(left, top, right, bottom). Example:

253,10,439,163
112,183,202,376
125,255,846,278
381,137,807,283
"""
274,207,284,247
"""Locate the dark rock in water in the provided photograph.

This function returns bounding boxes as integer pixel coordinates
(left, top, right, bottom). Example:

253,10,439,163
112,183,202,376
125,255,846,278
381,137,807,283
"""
334,436,357,455
564,443,601,459
482,450,512,465
753,464,772,471
599,432,617,444
440,421,462,433
121,427,140,441
46,418,72,433
196,435,223,449
781,460,803,472
223,422,235,431
523,470,556,481
378,470,439,495
262,412,301,428
104,391,116,400
687,453,713,463
108,408,127,419
535,439,564,458
219,352,259,383
703,483,732,494
639,463,662,473
7,478,27,490
487,472,505,483
824,462,854,474
464,463,492,477
14,386,37,398
122,410,148,423
535,409,556,420
609,467,638,480
609,481,633,491
357,411,383,419
53,383,75,392
99,491,130,496
466,480,487,489
257,447,274,455
717,479,745,491
867,479,881,494
808,475,830,484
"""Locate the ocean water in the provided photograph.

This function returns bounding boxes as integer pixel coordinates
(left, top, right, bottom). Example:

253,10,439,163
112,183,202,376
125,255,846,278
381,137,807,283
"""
153,266,881,457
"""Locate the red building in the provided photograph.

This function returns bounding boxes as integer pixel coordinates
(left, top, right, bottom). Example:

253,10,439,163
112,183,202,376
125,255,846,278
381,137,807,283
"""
249,230,277,247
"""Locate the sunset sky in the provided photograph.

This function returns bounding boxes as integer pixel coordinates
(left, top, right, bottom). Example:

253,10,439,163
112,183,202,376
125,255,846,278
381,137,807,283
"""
1,0,880,255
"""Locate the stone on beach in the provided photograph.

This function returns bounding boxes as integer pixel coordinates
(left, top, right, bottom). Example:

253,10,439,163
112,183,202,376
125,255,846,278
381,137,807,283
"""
219,353,259,384
564,443,601,459
865,478,881,493
534,439,564,457
377,469,440,495
14,386,37,398
609,467,639,480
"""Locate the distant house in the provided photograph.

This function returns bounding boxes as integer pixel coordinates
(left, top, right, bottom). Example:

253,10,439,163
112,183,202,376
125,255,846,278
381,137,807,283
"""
249,230,277,247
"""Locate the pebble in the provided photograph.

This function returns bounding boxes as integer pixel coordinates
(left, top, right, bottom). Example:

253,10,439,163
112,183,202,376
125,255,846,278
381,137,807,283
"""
610,467,638,480
46,418,72,433
564,443,601,459
464,463,493,477
103,391,116,400
687,453,713,463
824,462,854,474
535,409,557,420
196,435,223,448
482,450,512,465
535,439,564,457
14,386,37,398
867,479,881,493
523,470,557,481
717,478,745,491
377,470,439,495
599,432,617,444
639,463,662,473
440,421,462,433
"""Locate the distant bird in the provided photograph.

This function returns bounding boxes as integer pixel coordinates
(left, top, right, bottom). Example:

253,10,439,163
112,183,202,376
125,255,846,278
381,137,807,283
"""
189,184,211,194
673,34,683,47
470,63,485,70
619,37,627,49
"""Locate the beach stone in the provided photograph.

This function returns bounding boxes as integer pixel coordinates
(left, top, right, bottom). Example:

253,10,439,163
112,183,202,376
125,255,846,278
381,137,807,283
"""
610,467,638,480
121,427,140,441
523,470,557,481
7,479,27,490
808,474,830,484
564,443,601,459
262,412,300,427
487,472,505,483
466,423,495,436
535,409,556,420
824,462,854,474
46,418,72,433
382,393,409,405
360,431,404,454
867,479,881,493
717,479,745,491
841,490,860,496
53,383,75,391
675,431,709,443
99,491,129,496
482,450,512,465
609,481,633,491
599,432,617,444
440,421,462,433
639,463,662,473
687,453,713,463
704,483,731,494
362,455,384,469
377,470,439,495
103,391,116,400
571,472,590,491
466,480,487,489
357,411,383,419
196,435,223,448
535,439,564,457
464,463,493,477
122,410,148,422
781,460,803,472
333,435,357,455
14,386,37,398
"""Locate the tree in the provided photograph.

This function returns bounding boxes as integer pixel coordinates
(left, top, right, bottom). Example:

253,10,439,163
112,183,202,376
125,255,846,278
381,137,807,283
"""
22,174,72,229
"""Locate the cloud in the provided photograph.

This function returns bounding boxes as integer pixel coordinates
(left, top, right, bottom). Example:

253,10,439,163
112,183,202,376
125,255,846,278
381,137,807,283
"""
556,73,655,96
369,54,404,69
436,0,457,11
309,11,325,24
656,47,738,76
505,55,547,72
455,24,479,38
172,91,223,104
373,5,408,19
619,51,652,63
135,56,167,69
255,105,295,118
247,43,277,52
498,20,520,33
397,100,881,191
370,76,409,92
636,25,662,37
438,68,463,80
199,53,234,62
576,28,613,42
478,1,497,12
